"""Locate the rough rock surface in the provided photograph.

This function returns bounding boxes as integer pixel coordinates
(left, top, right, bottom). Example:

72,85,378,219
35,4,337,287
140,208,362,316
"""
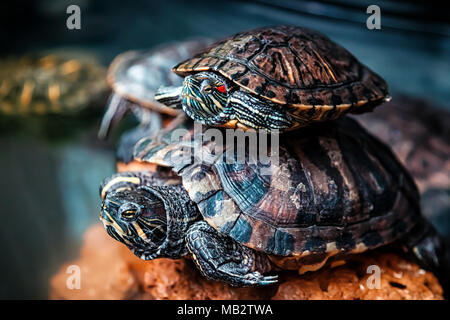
50,225,443,300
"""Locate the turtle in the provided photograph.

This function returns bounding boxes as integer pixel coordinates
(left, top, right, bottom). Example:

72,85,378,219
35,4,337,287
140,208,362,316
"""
97,39,213,162
154,25,390,132
0,53,107,116
98,115,448,287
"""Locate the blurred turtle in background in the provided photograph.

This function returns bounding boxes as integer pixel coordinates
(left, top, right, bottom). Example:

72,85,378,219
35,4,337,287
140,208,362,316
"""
98,39,212,163
0,53,107,116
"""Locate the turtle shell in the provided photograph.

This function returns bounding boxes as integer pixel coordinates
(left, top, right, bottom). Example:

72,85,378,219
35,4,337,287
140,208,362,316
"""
174,26,389,119
108,39,213,115
134,116,420,262
0,53,107,115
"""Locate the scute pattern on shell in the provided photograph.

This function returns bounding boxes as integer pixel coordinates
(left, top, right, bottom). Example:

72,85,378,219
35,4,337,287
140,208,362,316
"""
134,116,420,258
174,26,388,114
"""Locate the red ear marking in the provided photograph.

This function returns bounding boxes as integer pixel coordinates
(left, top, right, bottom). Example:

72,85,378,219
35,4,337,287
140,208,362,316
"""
216,85,226,93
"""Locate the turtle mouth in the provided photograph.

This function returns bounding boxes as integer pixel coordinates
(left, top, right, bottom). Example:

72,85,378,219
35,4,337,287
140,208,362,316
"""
181,92,249,129
105,225,124,243
102,216,162,255
100,214,127,243
181,92,204,104
181,94,231,125
180,86,209,114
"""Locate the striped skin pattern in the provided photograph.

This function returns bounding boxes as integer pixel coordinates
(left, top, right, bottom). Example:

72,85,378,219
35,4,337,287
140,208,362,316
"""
134,116,422,270
102,187,168,258
181,72,229,123
99,169,181,201
174,25,389,129
0,54,107,115
155,72,294,130
99,171,196,260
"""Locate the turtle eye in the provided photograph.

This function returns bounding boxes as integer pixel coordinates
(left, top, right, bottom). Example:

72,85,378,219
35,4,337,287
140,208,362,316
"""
121,209,137,219
215,85,226,93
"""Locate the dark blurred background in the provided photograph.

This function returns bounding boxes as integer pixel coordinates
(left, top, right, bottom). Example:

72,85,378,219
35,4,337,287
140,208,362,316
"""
0,0,448,299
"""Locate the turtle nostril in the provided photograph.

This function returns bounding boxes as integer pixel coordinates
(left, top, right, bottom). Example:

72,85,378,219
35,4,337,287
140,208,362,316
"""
200,79,213,94
203,86,212,94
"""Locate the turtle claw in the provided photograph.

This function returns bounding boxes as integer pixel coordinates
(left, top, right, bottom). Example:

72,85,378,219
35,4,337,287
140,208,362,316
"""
256,274,279,286
186,221,277,287
239,272,278,287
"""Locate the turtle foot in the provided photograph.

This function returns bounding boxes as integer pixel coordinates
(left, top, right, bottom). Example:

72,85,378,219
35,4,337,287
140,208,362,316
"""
186,220,275,287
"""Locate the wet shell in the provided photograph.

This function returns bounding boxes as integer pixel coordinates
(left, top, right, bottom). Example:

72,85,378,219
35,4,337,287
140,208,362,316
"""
134,116,421,261
174,26,389,122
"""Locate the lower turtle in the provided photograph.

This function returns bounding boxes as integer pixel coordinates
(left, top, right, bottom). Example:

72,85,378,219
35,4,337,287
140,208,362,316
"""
99,116,447,287
98,39,212,162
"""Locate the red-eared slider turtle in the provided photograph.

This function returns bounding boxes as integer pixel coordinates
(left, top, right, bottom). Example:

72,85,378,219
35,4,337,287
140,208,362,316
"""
155,25,389,132
98,39,212,162
99,116,446,287
0,53,107,115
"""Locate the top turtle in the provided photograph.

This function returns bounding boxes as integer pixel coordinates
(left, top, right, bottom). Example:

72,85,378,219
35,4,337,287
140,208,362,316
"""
155,25,389,131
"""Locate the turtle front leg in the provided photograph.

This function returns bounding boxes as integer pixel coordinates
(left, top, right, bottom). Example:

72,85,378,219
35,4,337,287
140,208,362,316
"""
154,86,183,109
185,221,278,287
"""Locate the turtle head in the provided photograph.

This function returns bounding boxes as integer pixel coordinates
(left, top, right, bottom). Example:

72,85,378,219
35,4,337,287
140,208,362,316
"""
180,72,231,124
100,187,168,260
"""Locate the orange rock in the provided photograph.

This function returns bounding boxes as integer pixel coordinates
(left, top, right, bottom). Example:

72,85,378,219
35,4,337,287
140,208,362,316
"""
50,224,443,300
